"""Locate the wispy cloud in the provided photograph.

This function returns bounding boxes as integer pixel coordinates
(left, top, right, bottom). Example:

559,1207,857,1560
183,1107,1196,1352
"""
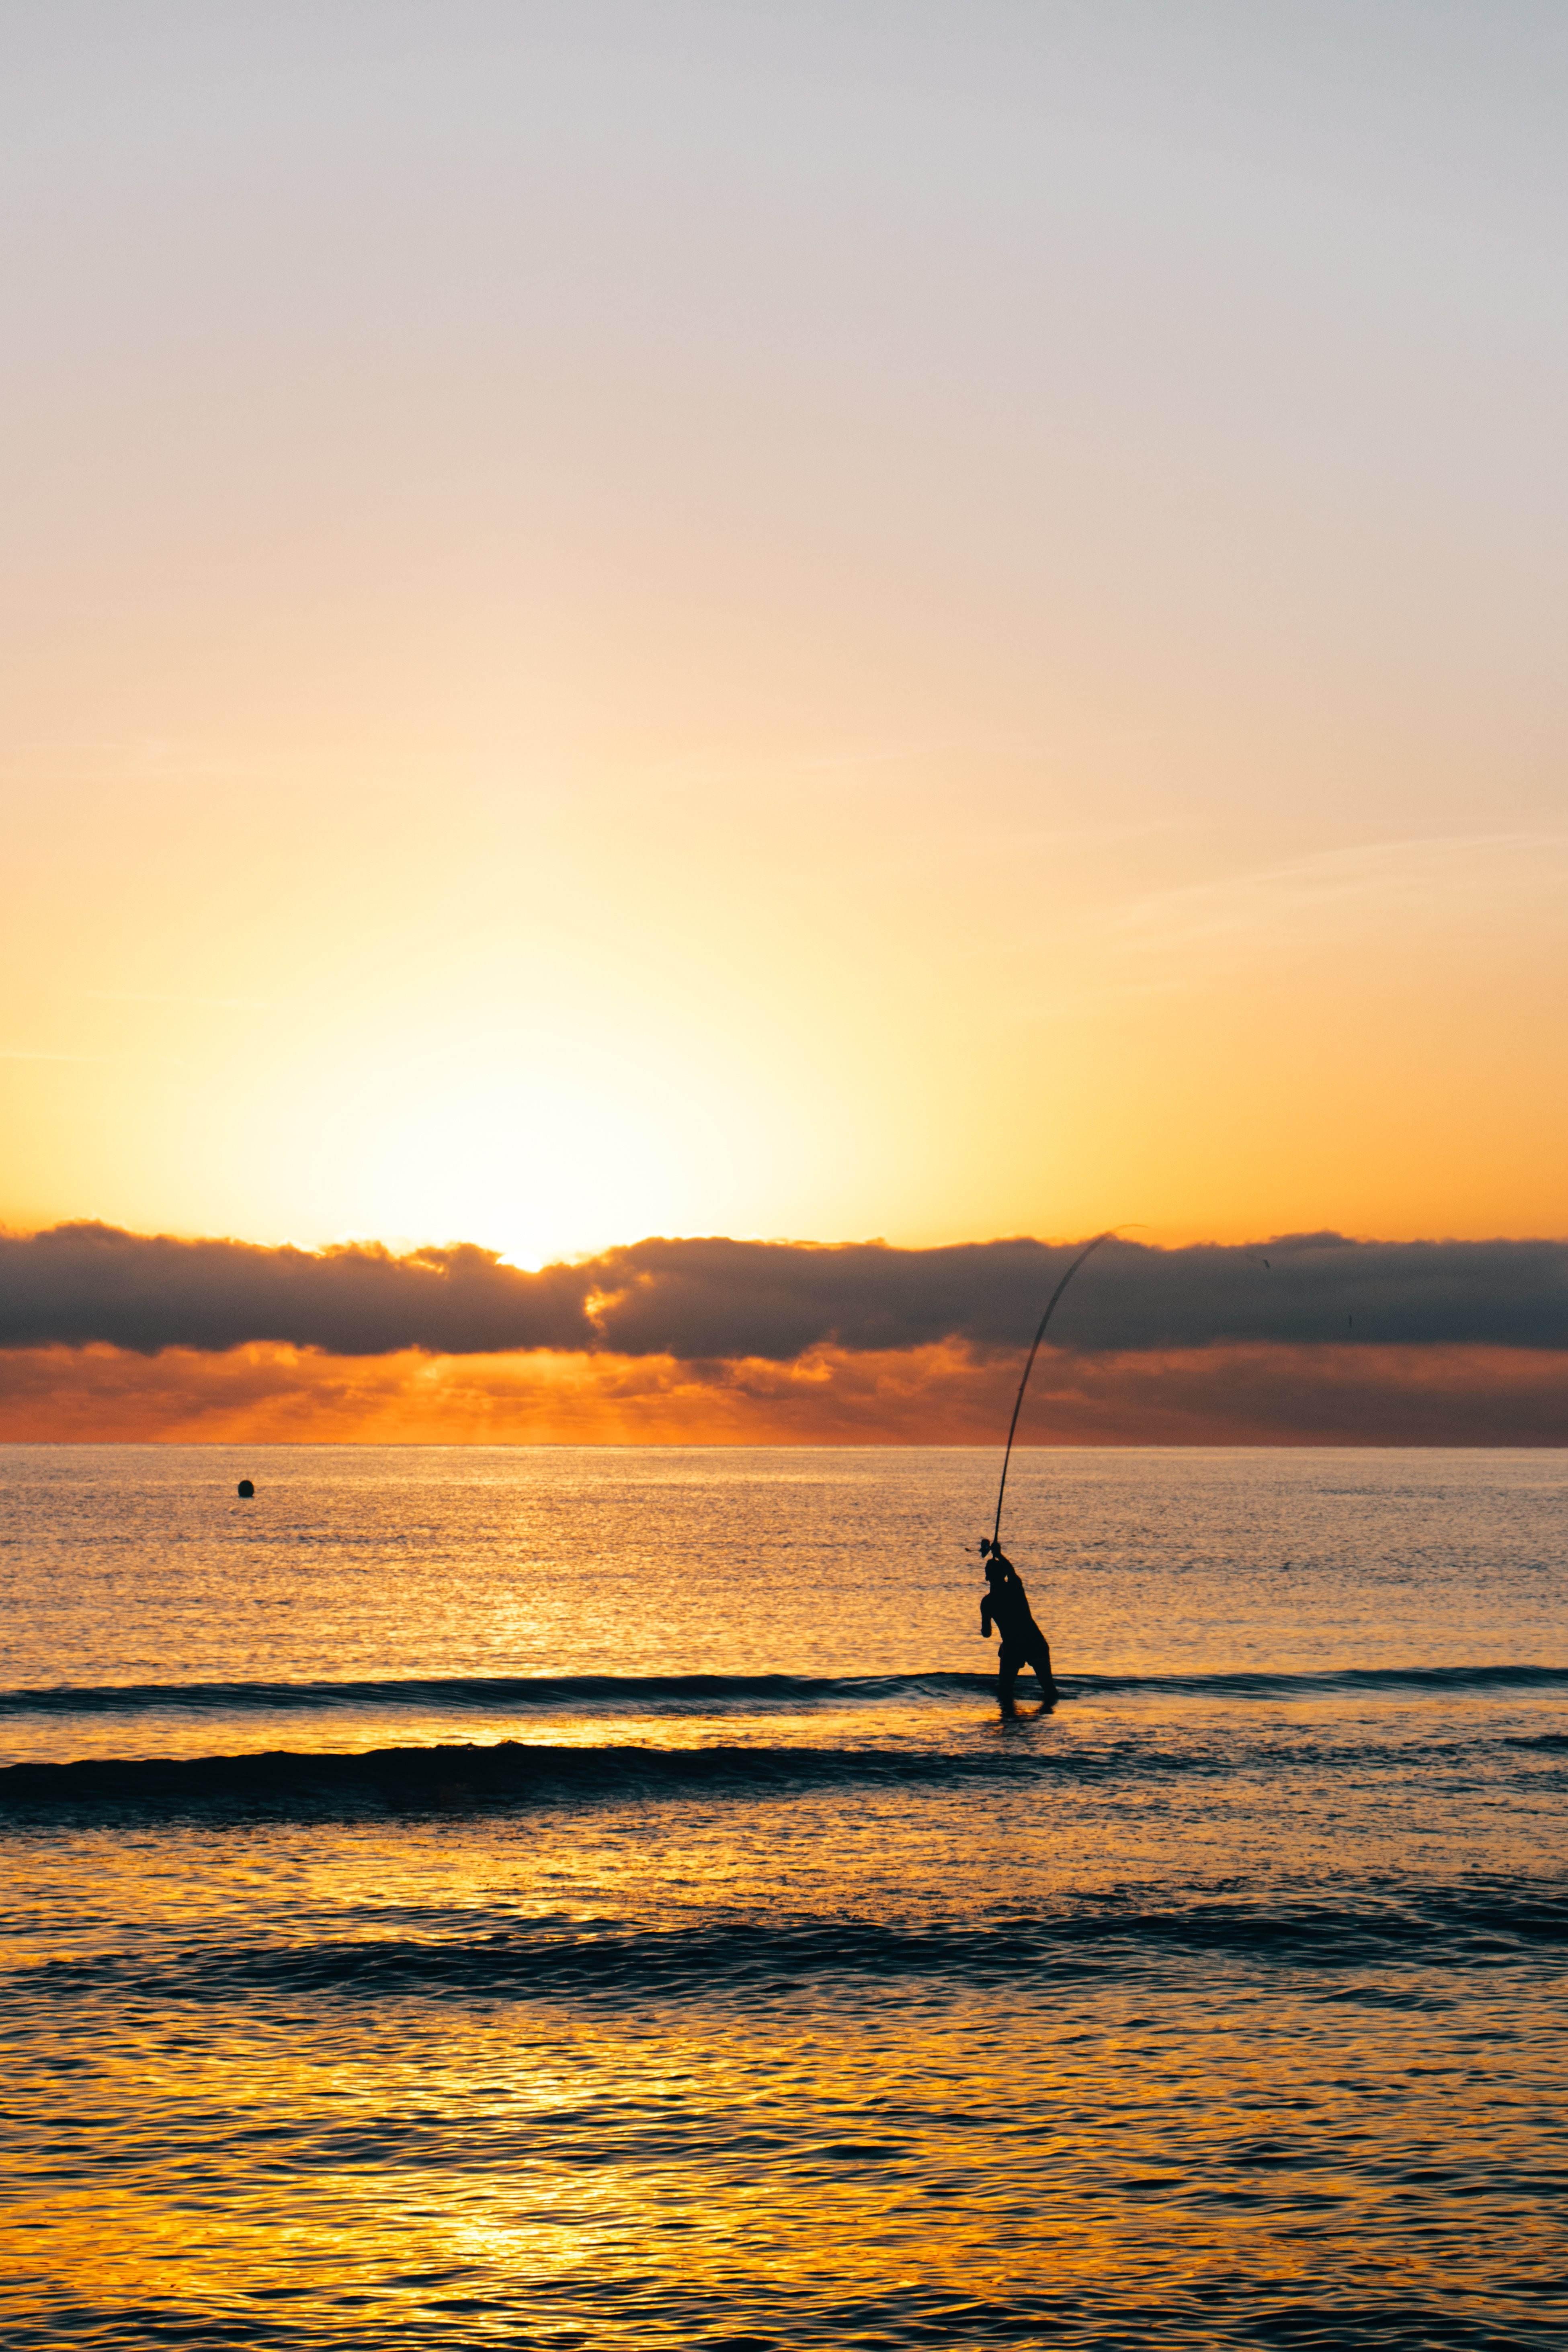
79,992,270,1010
1095,830,1568,981
0,1049,106,1063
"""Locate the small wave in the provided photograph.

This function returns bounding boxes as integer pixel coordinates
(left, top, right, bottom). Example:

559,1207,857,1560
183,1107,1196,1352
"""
1078,1663,1568,1700
2,1661,1562,1720
0,1671,996,1718
0,1737,1081,1821
22,1887,1568,2006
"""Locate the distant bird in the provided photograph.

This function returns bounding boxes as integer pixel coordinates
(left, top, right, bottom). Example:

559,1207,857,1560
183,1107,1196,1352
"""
1263,1259,1271,1269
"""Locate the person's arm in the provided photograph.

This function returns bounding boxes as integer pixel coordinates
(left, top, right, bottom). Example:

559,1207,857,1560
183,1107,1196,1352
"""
980,1589,993,1636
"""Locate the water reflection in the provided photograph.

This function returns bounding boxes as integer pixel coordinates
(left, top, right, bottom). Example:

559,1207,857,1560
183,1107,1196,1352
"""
2,1450,1564,2346
11,1970,1566,2344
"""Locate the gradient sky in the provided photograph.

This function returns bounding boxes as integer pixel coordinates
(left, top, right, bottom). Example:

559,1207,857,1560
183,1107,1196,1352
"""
4,1,1566,1273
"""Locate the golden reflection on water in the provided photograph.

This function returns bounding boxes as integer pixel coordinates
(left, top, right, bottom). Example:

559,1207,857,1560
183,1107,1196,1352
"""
4,1452,1566,2350
10,1967,1564,2339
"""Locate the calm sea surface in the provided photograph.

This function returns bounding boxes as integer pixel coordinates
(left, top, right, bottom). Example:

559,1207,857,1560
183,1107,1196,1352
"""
2,1444,1565,2350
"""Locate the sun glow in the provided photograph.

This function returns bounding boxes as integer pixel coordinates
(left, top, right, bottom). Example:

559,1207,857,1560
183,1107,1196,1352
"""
2,0,1565,1273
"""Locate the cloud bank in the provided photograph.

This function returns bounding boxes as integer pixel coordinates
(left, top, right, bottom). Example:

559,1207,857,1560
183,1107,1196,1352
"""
2,1222,1566,1359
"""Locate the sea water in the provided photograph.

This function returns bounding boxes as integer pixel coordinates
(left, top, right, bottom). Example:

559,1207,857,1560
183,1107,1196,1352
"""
1,1444,1564,2350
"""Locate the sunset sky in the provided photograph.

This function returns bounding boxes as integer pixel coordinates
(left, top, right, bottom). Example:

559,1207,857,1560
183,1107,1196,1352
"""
4,3,1566,1441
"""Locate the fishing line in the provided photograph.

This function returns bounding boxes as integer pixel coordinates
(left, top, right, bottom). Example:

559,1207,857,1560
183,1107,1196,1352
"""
986,1229,1117,1554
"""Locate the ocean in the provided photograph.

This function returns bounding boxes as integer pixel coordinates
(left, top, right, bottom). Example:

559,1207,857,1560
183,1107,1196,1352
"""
2,1444,1565,2350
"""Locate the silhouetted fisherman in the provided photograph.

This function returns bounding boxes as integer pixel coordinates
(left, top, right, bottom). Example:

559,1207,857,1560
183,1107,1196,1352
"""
980,1544,1056,1714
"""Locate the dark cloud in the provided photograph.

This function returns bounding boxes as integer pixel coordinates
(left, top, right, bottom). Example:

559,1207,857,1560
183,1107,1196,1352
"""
2,1223,1566,1359
0,1224,588,1357
584,1232,1568,1355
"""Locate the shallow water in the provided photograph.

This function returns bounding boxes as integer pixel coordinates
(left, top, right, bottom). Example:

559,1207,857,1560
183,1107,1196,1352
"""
2,1445,1565,2348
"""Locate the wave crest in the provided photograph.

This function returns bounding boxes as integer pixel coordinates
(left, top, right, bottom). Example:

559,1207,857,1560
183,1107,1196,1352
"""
2,1662,1563,1719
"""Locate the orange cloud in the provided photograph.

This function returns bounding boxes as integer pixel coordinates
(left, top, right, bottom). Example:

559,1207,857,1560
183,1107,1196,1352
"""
2,1341,1564,1446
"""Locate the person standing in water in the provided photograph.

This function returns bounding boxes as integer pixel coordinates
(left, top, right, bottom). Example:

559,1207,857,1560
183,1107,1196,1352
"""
979,1543,1057,1714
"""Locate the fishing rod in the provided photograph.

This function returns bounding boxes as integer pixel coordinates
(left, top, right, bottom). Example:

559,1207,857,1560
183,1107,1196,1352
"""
983,1228,1118,1558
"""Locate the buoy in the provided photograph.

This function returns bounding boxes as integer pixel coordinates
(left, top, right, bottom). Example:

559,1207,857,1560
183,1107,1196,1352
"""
237,1479,254,1499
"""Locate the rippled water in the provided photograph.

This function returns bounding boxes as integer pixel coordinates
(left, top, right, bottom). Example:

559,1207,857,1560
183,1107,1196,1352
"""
2,1444,1566,2348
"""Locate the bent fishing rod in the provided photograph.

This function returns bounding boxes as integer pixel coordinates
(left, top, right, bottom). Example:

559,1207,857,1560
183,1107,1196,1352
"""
982,1228,1118,1558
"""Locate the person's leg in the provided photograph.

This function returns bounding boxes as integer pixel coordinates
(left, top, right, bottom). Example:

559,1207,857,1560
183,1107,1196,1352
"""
1026,1633,1057,1700
997,1640,1024,1714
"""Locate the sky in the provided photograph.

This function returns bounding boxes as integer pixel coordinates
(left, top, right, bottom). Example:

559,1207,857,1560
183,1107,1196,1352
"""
3,2,1566,1439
